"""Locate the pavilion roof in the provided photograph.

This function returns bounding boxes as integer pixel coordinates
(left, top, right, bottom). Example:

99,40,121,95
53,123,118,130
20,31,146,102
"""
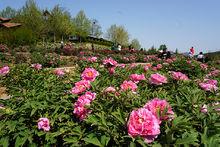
0,22,21,28
0,17,12,22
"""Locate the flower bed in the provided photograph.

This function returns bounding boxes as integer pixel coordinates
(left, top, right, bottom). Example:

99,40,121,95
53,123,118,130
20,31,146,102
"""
0,55,219,146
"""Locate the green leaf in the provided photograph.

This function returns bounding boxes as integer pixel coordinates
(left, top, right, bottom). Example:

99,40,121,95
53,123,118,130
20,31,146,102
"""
175,131,198,145
83,134,103,147
129,141,136,147
136,139,147,147
112,108,125,124
100,135,110,146
15,136,27,147
30,108,37,116
63,137,79,144
152,143,162,147
0,137,9,147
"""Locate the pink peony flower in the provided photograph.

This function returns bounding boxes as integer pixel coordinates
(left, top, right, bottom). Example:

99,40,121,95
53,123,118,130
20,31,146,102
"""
144,98,174,123
103,58,118,67
84,91,96,101
171,71,189,81
54,69,65,76
144,66,149,71
200,104,208,113
73,105,91,120
75,92,96,107
88,56,97,62
206,70,220,78
130,74,146,83
200,64,208,70
186,60,191,64
156,64,162,69
38,118,50,131
73,92,96,120
31,63,42,70
120,80,138,92
199,82,218,92
108,67,115,75
79,51,84,55
130,63,137,68
117,64,126,68
152,67,158,71
146,63,152,67
212,102,220,112
165,58,173,64
204,79,218,86
127,108,160,143
104,86,116,93
71,80,91,95
149,73,167,85
0,66,10,76
81,68,99,82
144,63,152,71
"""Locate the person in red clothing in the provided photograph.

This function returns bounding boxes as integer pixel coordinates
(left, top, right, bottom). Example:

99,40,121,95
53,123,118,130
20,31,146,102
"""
190,47,195,55
188,47,195,58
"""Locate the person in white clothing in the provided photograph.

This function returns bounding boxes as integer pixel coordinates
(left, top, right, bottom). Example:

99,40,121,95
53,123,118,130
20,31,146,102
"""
117,44,121,51
197,52,205,62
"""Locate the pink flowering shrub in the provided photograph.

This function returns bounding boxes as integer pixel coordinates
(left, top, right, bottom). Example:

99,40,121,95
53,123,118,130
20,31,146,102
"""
1,54,220,146
127,108,160,143
120,80,138,92
71,80,91,95
129,73,146,83
149,73,167,85
81,67,99,82
171,71,189,81
38,118,50,131
0,66,10,76
144,98,174,124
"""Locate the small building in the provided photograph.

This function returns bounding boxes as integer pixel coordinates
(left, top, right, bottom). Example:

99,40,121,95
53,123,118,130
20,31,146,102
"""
0,17,21,29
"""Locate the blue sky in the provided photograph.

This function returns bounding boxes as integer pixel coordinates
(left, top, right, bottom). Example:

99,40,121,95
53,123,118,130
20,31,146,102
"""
1,0,220,53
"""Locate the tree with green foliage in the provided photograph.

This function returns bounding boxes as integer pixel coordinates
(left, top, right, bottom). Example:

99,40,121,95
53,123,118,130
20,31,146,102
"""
90,19,102,38
130,38,141,50
175,48,179,54
146,46,158,54
16,0,44,38
48,5,74,41
0,6,17,18
159,44,167,51
106,24,129,46
72,10,91,41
